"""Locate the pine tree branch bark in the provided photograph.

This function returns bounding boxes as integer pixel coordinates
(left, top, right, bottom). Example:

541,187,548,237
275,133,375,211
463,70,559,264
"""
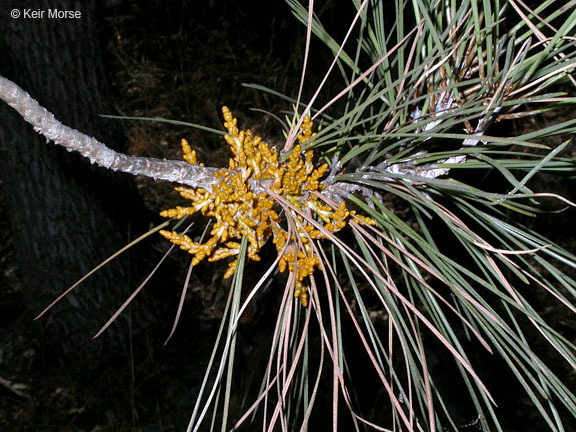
0,75,219,189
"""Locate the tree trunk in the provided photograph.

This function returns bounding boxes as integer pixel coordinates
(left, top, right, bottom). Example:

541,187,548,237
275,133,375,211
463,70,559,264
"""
0,0,148,345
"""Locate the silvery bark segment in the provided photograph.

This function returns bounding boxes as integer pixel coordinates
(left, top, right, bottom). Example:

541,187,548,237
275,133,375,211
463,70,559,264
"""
0,75,220,190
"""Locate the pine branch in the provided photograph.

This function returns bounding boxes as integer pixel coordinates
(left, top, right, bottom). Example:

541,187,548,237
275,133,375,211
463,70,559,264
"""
0,75,219,189
0,75,476,199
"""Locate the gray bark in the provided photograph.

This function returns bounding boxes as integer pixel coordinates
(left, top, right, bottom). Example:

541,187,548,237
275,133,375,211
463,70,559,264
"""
0,76,220,189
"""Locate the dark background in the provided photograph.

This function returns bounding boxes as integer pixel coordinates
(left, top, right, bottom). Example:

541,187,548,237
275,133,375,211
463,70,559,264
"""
1,1,575,431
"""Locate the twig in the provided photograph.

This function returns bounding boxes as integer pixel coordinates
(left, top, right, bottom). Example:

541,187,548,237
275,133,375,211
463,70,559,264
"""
0,75,219,189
